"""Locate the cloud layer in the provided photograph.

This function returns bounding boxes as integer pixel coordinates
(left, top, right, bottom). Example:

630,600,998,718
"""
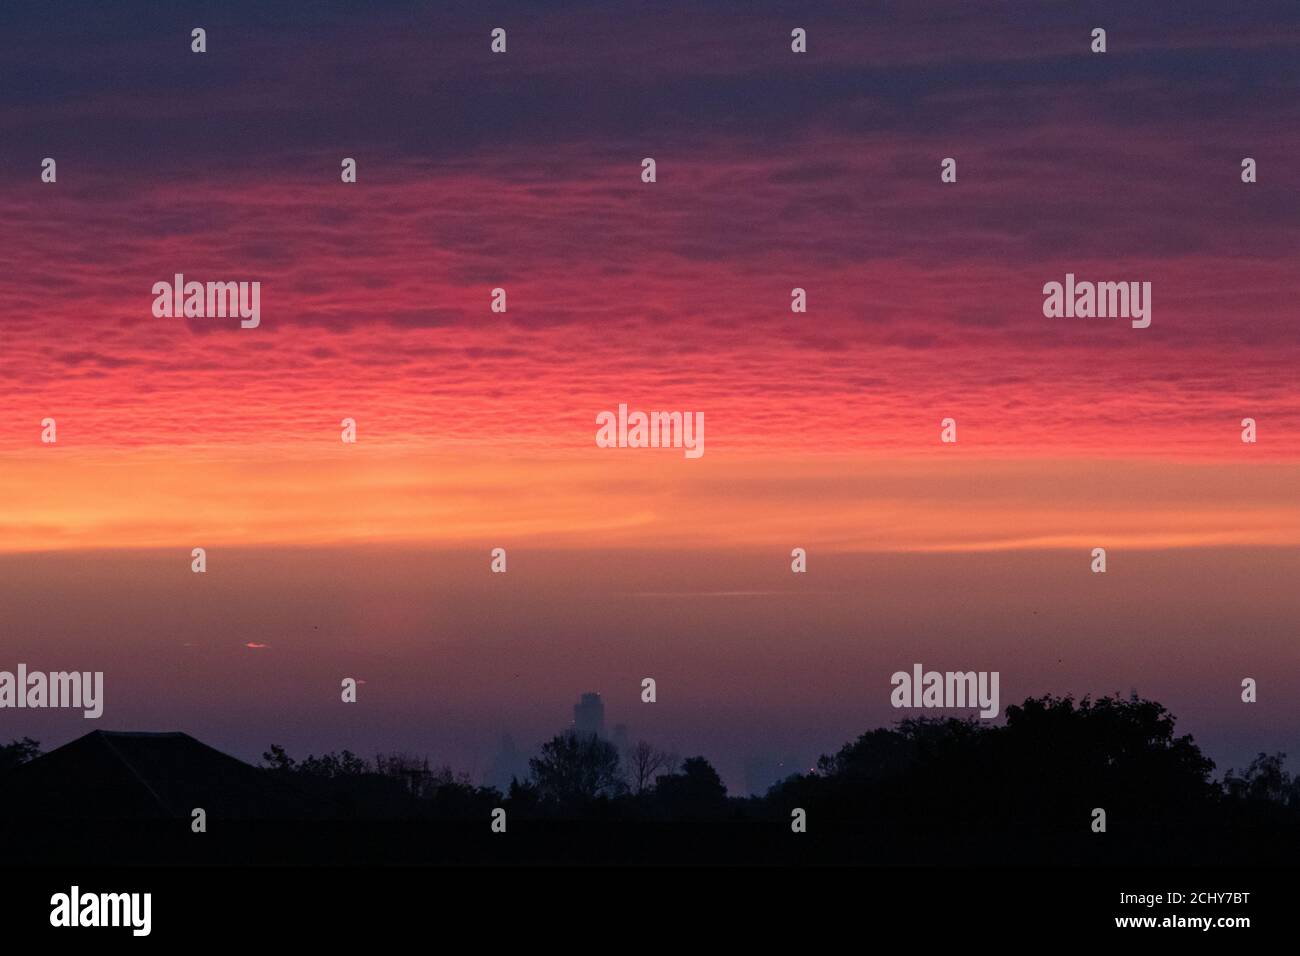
2,0,1298,550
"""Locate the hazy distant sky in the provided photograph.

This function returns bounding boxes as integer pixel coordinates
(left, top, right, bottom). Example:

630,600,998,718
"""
1,1,1298,792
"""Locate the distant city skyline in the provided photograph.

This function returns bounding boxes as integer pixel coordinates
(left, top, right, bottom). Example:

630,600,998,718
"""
573,693,605,739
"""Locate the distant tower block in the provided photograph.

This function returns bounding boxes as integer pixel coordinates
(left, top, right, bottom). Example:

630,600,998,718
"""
573,692,605,739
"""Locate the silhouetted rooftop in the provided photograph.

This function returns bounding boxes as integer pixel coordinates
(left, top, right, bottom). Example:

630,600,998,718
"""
0,730,323,821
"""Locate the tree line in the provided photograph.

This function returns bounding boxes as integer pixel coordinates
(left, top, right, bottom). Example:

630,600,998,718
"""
3,694,1298,828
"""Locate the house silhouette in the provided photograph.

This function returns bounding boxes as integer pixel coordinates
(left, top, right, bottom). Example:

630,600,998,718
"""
0,730,325,821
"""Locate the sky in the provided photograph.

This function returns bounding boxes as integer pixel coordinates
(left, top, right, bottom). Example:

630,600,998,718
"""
1,0,1298,793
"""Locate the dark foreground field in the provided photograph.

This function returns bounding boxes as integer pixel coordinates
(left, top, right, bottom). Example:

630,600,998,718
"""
3,816,1298,867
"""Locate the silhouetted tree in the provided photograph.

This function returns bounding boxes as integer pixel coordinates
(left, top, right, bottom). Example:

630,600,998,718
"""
653,756,728,819
1224,752,1296,806
260,744,297,772
261,744,371,777
625,740,676,796
768,694,1220,837
0,737,40,774
997,694,1217,826
505,776,541,816
529,732,626,808
375,752,436,797
373,753,501,815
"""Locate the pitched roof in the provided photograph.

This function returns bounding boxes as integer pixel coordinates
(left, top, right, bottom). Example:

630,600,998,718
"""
0,730,324,821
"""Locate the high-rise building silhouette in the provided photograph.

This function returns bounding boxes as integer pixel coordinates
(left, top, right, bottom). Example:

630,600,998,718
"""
573,692,605,739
